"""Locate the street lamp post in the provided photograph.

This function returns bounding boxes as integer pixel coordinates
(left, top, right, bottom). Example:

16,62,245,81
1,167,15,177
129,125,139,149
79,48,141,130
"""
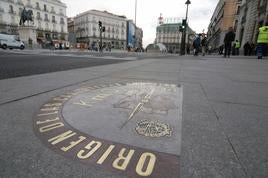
134,0,137,49
135,0,137,25
180,0,191,55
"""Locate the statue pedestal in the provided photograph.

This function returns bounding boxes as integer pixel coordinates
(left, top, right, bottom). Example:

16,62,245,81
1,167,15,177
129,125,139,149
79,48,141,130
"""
18,26,37,48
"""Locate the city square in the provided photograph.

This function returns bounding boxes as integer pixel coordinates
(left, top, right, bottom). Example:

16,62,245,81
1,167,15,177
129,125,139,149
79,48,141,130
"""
0,0,268,178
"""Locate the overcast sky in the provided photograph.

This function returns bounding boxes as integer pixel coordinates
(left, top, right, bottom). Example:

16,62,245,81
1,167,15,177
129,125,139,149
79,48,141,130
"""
62,0,218,46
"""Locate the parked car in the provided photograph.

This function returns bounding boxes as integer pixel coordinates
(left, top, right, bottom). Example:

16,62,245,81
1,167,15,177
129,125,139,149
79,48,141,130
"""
0,33,25,50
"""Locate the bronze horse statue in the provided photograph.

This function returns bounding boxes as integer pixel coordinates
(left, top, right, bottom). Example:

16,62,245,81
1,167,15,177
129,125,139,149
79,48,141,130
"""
19,8,33,26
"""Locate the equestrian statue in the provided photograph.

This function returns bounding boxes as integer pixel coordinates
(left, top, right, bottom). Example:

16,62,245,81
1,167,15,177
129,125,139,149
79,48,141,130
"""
19,7,33,26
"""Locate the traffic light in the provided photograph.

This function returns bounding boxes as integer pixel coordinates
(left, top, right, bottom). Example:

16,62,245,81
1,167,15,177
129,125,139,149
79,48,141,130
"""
102,26,105,32
179,25,185,32
98,21,102,28
182,19,187,26
179,19,187,32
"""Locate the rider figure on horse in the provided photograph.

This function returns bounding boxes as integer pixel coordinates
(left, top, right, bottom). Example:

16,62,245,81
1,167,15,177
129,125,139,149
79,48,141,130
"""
20,7,33,26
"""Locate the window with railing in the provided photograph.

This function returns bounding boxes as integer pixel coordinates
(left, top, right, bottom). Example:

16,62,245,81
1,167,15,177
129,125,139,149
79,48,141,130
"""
9,5,15,14
19,7,22,15
52,16,56,23
44,14,49,21
60,18,64,24
0,8,4,13
44,4,47,12
38,21,41,28
17,0,23,6
51,6,55,14
36,2,40,10
59,9,64,16
45,23,49,31
236,6,240,15
26,0,32,8
36,12,42,20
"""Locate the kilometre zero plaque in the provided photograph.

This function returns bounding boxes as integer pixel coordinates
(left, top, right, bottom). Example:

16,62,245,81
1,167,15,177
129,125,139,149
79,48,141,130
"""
34,82,183,178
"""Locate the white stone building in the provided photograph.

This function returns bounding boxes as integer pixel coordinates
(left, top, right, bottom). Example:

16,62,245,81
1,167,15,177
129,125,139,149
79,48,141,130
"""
155,17,195,54
0,0,68,43
74,10,127,50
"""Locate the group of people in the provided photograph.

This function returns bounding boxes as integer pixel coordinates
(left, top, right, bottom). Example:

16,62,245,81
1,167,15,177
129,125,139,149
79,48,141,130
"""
219,40,255,56
192,34,208,56
243,42,255,56
190,23,268,59
223,24,268,59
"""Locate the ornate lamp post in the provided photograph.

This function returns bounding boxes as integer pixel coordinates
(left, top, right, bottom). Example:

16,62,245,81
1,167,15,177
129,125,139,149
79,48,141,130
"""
180,0,191,55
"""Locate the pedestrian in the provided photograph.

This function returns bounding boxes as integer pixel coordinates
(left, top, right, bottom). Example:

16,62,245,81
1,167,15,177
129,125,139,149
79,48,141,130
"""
108,42,111,52
219,45,224,55
243,41,250,56
201,36,207,56
50,40,54,50
249,42,255,56
186,44,190,54
224,27,235,58
193,34,201,56
256,24,268,59
235,40,241,55
208,45,212,54
232,43,236,55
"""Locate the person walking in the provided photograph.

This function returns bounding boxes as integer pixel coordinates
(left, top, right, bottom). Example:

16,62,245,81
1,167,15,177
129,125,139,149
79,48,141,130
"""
243,41,250,56
249,42,255,56
256,24,268,59
219,45,224,55
224,27,235,58
235,40,241,55
201,36,207,56
193,34,201,56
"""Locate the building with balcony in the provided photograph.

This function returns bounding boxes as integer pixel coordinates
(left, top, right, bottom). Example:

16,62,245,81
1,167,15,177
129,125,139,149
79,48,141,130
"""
207,0,242,50
74,10,128,50
0,0,68,44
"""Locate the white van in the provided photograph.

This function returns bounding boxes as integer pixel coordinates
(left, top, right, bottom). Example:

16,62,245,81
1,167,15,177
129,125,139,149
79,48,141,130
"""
0,34,25,50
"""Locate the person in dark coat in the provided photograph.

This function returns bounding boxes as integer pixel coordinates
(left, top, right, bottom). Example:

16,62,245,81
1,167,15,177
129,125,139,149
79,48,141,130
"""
243,41,250,56
224,27,235,58
249,43,255,56
193,34,202,56
219,45,224,55
201,36,207,56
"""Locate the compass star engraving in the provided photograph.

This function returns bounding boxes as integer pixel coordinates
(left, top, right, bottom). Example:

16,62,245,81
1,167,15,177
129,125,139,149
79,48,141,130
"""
120,88,155,129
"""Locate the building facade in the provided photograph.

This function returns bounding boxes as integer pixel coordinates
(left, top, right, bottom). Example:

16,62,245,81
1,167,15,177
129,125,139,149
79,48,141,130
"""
207,0,242,50
67,17,75,46
156,22,194,53
235,0,268,48
126,20,143,50
74,10,127,50
0,0,68,43
135,26,143,50
156,23,182,53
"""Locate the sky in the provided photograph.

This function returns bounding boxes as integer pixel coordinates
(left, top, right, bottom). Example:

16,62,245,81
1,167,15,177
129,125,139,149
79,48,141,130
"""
62,0,218,46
